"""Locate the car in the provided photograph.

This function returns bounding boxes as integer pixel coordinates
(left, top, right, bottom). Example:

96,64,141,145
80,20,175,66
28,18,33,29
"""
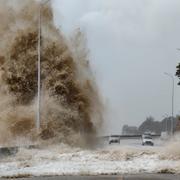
142,134,154,146
109,135,120,144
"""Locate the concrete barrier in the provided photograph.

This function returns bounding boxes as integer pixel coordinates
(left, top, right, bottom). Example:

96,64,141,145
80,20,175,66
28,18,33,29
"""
0,144,41,157
0,146,18,157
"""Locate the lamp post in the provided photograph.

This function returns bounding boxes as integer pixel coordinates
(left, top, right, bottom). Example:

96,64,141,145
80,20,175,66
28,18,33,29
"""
37,0,50,131
164,72,175,136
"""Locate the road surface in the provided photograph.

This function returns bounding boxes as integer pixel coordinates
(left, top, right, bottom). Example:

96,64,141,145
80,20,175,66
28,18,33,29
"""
0,174,180,180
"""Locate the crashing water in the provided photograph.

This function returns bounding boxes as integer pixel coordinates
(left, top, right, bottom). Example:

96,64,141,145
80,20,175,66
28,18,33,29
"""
0,0,103,147
0,0,180,177
0,140,180,177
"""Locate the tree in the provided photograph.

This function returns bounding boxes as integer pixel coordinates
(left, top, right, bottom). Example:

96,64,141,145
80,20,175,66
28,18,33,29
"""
138,116,162,134
176,63,180,85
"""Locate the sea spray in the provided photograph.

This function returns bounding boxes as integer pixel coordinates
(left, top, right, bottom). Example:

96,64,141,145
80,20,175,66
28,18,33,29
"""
0,0,103,146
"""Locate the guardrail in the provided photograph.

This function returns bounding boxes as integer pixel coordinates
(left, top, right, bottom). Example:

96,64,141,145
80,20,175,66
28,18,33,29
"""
99,134,161,139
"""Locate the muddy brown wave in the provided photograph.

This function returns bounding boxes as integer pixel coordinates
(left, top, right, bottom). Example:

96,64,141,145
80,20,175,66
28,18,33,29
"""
0,0,103,147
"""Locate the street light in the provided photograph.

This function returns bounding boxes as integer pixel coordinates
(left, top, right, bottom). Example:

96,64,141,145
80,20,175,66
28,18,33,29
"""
37,0,51,131
164,72,175,136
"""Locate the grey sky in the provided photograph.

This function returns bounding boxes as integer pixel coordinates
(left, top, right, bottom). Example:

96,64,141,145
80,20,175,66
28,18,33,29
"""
52,0,180,134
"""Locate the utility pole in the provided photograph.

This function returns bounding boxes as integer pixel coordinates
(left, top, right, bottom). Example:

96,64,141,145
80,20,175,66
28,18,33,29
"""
37,0,50,131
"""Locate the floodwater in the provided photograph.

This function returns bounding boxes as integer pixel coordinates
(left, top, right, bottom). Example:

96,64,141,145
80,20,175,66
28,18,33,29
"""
0,137,180,178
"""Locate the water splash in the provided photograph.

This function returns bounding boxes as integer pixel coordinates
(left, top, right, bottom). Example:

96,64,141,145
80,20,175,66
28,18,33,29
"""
0,0,103,147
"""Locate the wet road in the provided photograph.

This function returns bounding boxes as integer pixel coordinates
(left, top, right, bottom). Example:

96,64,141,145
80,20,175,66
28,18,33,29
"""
1,174,180,180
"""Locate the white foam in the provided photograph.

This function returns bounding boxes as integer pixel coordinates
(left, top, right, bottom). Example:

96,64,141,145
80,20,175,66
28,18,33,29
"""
0,143,180,177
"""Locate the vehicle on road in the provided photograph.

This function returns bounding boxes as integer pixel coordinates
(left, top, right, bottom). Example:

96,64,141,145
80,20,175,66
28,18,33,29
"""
109,135,120,144
142,134,154,146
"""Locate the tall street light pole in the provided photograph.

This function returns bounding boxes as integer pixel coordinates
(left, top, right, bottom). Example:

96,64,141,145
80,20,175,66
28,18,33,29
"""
164,72,175,136
37,0,50,131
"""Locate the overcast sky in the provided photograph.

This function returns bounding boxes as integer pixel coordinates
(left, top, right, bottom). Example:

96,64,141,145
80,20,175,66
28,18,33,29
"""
52,0,180,134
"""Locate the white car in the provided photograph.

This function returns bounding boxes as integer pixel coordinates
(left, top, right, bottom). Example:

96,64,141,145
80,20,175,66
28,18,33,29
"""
142,134,154,146
109,135,120,144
